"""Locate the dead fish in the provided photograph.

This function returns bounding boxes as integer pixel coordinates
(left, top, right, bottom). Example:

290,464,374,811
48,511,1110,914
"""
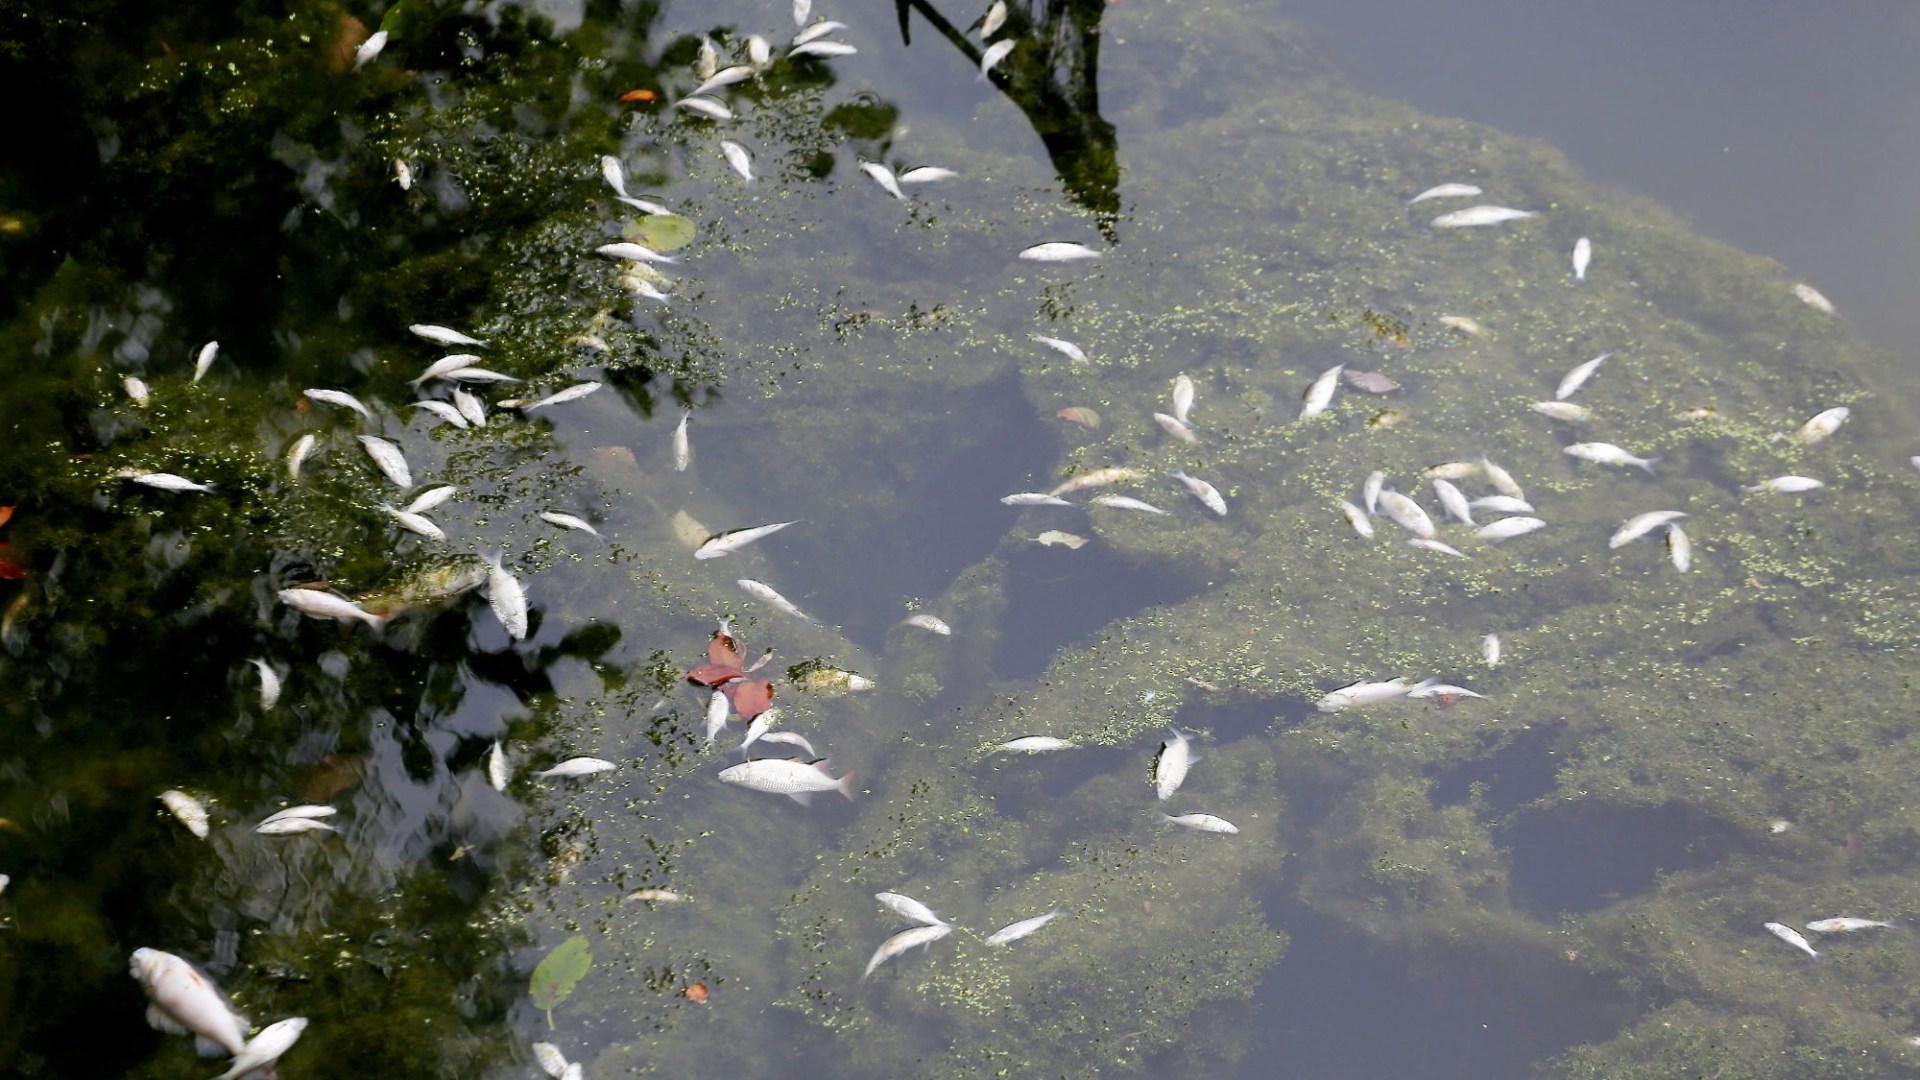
411,400,467,428
453,388,488,426
738,578,813,621
484,551,529,640
378,503,445,540
519,382,603,412
696,520,797,560
1018,241,1100,262
719,141,754,181
1159,812,1239,834
1481,458,1524,499
999,736,1073,752
596,242,679,265
1469,495,1534,514
1610,511,1687,549
704,689,730,745
1763,922,1819,959
875,892,947,928
1792,406,1850,446
1091,495,1169,515
128,948,249,1058
986,908,1064,945
1410,537,1469,558
864,922,951,977
1406,683,1485,701
898,166,957,184
404,486,457,514
789,40,857,59
1805,918,1896,933
1744,476,1824,494
981,0,1008,36
278,588,387,629
1476,517,1545,543
1340,500,1374,538
409,325,486,348
1531,401,1592,423
859,161,905,200
255,817,335,835
159,790,211,839
535,757,616,779
978,38,1016,79
672,96,734,121
1031,334,1087,364
622,273,674,304
539,511,600,537
1376,490,1435,538
757,730,817,757
352,28,388,69
1169,470,1227,516
689,65,754,98
250,659,282,710
127,472,214,493
259,805,336,826
1407,183,1482,205
191,341,219,383
1432,205,1537,228
1572,236,1592,280
1667,525,1692,572
793,21,849,47
1482,634,1501,667
903,613,951,635
1423,461,1481,481
1564,442,1656,474
1300,363,1344,419
1439,315,1488,338
696,35,719,81
792,0,811,26
1431,479,1475,525
1792,283,1835,314
123,376,151,406
437,367,521,384
394,158,412,189
1033,530,1088,549
1055,407,1101,430
616,195,673,216
1048,466,1143,497
1362,471,1385,514
1154,727,1193,800
624,888,686,904
1172,374,1196,424
411,355,484,384
1153,413,1198,443
1555,352,1612,400
719,759,854,804
1317,677,1419,712
600,155,627,198
672,410,692,471
1343,369,1400,394
487,741,509,792
1002,492,1074,507
357,435,413,487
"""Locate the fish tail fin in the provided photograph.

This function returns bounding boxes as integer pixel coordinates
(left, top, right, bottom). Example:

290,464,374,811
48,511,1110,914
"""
1156,812,1174,825
786,791,815,807
837,770,856,800
1639,457,1660,476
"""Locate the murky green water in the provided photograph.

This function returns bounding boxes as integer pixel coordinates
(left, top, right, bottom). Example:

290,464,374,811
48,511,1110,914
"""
4,1,1919,1077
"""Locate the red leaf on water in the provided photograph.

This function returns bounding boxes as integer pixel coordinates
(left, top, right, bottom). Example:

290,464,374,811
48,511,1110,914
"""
721,678,774,720
687,662,742,687
707,632,742,668
0,507,14,529
0,543,23,580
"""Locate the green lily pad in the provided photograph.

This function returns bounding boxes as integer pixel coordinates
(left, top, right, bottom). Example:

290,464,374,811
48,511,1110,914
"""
529,935,591,1027
623,213,696,252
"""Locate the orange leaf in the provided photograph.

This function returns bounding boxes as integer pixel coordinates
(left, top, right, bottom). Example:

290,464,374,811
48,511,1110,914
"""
721,678,773,720
0,543,24,580
0,506,13,528
683,982,709,1002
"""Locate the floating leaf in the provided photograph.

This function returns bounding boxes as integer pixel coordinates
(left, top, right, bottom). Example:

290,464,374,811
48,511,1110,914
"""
624,213,696,252
530,935,592,1028
721,677,774,719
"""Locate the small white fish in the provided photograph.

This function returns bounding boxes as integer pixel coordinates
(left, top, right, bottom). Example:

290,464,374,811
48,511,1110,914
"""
1154,728,1192,801
285,434,318,479
453,388,488,427
1432,479,1475,525
1564,442,1656,474
533,1042,570,1078
357,435,413,487
757,730,818,757
1171,374,1196,424
903,614,952,635
304,388,373,419
1480,458,1524,499
793,0,811,25
1018,241,1100,262
600,155,627,198
1763,921,1819,959
1159,812,1238,834
536,757,616,780
1000,736,1073,752
378,503,445,540
484,551,528,641
1804,918,1896,933
1299,363,1344,419
1376,490,1435,539
673,96,734,121
875,892,946,927
1339,500,1375,538
738,578,812,622
1572,236,1592,280
487,741,509,792
1362,470,1385,515
255,817,335,835
719,140,754,181
792,21,848,47
129,948,249,1057
1423,461,1481,482
394,158,412,190
129,473,215,493
215,1015,309,1080
1792,283,1835,314
897,166,957,184
1048,466,1143,496
1406,683,1486,701
259,805,336,826
736,706,782,755
1482,634,1501,668
1169,470,1227,516
981,0,1008,37
520,382,603,412
696,35,719,80
690,65,754,98
443,367,519,386
1440,315,1488,338
1610,511,1687,549
409,324,486,348
696,520,798,559
1531,401,1592,423
1031,334,1087,364
859,161,905,200
672,410,692,471
1667,524,1692,572
412,354,486,384
1091,494,1170,515
986,909,1064,945
750,34,776,64
623,275,674,304
123,376,151,406
718,758,854,804
411,400,467,428
624,888,686,905
1002,492,1073,507
192,341,219,383
158,790,210,839
979,38,1016,79
1469,495,1534,514
353,28,388,69
1744,476,1824,494
1476,517,1545,543
864,922,952,977
1033,530,1088,549
1793,406,1850,446
1555,352,1612,401
789,40,857,59
250,659,281,710
1410,537,1469,558
596,242,678,265
404,486,457,514
1432,205,1536,228
1317,677,1417,713
1407,182,1482,205
539,511,600,537
704,689,730,745
278,588,386,628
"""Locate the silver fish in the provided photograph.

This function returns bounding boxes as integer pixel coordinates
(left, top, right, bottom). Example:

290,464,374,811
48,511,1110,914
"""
1410,537,1469,557
1469,495,1534,514
1440,314,1488,338
737,706,781,755
1406,182,1482,204
1159,812,1238,834
1792,283,1835,314
596,242,678,265
986,908,1064,945
1376,490,1435,538
1362,470,1385,515
411,400,467,428
286,434,318,479
1564,442,1656,474
378,504,445,540
1431,205,1537,228
250,659,282,710
981,0,1008,37
1003,492,1072,507
1048,467,1143,496
599,155,627,198
1667,525,1692,572
1339,500,1374,538
689,65,754,98
1476,517,1545,543
903,614,952,634
1572,236,1592,280
875,892,946,927
793,21,848,47
129,948,249,1057
158,790,210,839
757,730,818,757
520,382,602,411
453,388,488,426
1555,352,1612,401
1482,634,1501,667
979,39,1016,79
259,805,335,826
999,736,1073,752
123,376,151,406
1481,458,1524,499
898,166,957,184
1018,241,1100,262
533,1042,570,1078
255,817,334,835
352,29,388,70
789,40,857,59
1610,511,1687,549
1172,374,1196,424
357,435,413,487
1317,678,1418,712
1763,921,1819,959
1531,401,1592,423
1154,728,1192,800
673,410,693,471
1300,363,1344,419
1406,683,1485,701
1432,479,1475,525
1170,470,1227,516
1091,494,1169,515
535,757,616,779
405,485,457,514
1744,476,1824,494
792,0,811,26
1423,461,1481,481
304,388,373,419
1031,334,1087,364
696,520,798,560
738,578,812,622
718,758,854,804
409,324,486,348
624,888,686,905
859,161,904,200
1804,918,1896,933
1793,406,1849,446
487,740,509,792
864,922,952,977
704,689,730,745
394,158,412,189
719,140,754,181
539,511,600,537
277,588,386,629
484,552,528,640
437,367,521,384
673,96,734,121
192,340,219,383
695,35,718,81
129,472,214,493
411,354,486,384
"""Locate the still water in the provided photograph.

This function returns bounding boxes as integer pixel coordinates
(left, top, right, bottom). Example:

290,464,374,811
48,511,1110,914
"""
2,1,1917,1077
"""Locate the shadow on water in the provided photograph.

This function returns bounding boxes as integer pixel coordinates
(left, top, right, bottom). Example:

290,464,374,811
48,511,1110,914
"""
1427,723,1565,816
991,543,1202,681
1501,803,1746,920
